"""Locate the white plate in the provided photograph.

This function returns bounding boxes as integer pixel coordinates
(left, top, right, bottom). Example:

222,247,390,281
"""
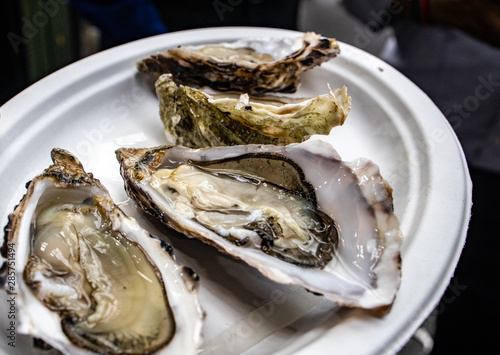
0,27,471,354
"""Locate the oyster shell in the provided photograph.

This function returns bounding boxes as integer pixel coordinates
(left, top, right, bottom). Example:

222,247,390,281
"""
137,32,340,95
156,73,351,148
1,149,204,354
116,139,403,310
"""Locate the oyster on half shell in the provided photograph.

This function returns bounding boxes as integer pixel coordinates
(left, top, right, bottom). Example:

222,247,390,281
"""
156,73,351,148
0,149,204,354
138,32,340,95
116,139,403,310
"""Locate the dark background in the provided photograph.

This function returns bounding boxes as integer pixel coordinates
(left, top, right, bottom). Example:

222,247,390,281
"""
0,0,300,106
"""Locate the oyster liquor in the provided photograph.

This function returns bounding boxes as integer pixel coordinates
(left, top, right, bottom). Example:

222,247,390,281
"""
5,242,17,347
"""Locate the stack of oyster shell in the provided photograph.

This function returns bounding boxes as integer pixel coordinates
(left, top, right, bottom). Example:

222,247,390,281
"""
1,32,402,354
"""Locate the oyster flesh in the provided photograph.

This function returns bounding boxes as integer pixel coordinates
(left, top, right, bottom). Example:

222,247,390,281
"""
137,32,340,95
1,149,204,354
156,73,351,148
116,139,403,310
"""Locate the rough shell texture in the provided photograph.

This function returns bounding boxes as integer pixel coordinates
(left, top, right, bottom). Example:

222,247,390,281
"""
0,148,204,354
137,32,340,95
155,73,351,148
116,139,403,310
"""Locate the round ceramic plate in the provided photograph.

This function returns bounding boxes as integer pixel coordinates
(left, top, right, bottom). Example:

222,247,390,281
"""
0,27,471,354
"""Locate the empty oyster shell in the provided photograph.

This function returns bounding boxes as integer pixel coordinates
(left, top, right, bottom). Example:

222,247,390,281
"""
116,139,402,310
138,32,340,95
156,73,351,148
1,149,204,354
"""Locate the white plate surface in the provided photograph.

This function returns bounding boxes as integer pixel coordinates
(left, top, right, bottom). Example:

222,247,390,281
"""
0,27,471,354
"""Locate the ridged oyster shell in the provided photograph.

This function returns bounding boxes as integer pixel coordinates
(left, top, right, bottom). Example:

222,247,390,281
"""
116,139,402,310
156,73,351,148
0,149,204,354
137,32,340,95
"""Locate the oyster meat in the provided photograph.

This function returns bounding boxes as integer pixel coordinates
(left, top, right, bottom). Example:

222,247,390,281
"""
1,149,204,354
138,32,340,95
156,73,351,148
116,139,403,310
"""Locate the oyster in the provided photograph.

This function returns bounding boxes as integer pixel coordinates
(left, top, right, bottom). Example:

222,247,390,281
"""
137,32,340,95
116,139,402,310
1,149,204,354
156,73,351,148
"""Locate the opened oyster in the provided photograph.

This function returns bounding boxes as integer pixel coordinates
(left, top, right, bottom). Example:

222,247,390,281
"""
1,149,204,354
156,73,351,148
116,139,402,310
138,32,340,95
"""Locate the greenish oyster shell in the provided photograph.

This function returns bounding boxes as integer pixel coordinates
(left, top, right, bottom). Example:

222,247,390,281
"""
1,149,204,355
137,32,341,95
155,73,351,148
